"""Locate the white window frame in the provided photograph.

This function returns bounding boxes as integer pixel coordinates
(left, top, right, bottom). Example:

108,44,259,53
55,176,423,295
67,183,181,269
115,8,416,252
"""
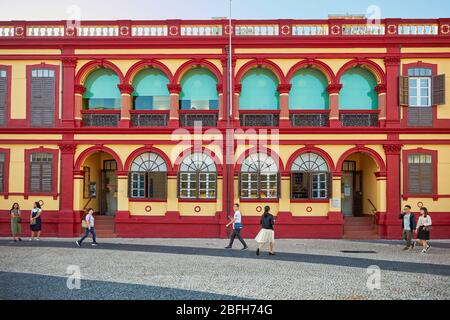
409,77,431,107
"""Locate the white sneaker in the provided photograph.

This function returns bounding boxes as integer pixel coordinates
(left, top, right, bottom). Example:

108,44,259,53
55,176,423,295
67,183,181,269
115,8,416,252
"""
421,249,427,253
35,238,40,241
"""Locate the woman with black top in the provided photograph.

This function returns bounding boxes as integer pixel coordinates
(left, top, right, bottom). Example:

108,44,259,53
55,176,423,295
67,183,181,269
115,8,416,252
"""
30,201,42,241
255,206,275,256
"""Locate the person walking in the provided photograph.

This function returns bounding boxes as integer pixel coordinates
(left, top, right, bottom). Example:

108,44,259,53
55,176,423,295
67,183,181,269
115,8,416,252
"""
225,203,248,250
10,203,22,242
399,205,416,250
416,207,432,253
76,208,98,247
30,201,42,241
255,206,275,256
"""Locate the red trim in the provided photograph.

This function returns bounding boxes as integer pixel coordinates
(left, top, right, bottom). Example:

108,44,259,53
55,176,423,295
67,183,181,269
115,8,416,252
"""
80,109,121,114
402,148,438,200
74,145,124,171
235,58,286,84
124,145,173,172
124,59,174,84
0,148,10,197
173,59,223,86
290,199,330,203
285,146,336,172
26,63,60,128
339,110,380,114
0,65,12,126
24,147,59,199
402,61,438,76
335,146,386,174
238,109,280,114
234,146,285,173
178,198,217,203
239,198,279,203
129,110,170,114
336,58,386,84
286,59,335,84
173,146,223,172
75,60,125,85
178,109,219,114
129,198,167,202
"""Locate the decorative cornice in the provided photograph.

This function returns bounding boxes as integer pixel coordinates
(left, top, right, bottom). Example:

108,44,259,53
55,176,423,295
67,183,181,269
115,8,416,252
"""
74,84,86,95
117,83,134,95
384,56,401,66
327,83,342,94
383,144,403,154
167,83,181,94
61,57,77,68
58,143,77,154
375,83,387,94
277,83,292,94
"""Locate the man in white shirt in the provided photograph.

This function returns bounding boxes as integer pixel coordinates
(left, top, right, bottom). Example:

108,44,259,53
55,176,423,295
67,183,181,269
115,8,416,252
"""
225,203,248,250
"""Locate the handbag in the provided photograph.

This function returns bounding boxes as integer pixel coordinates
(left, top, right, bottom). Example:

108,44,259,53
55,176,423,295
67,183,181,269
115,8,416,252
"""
234,222,243,231
30,218,36,226
81,220,89,229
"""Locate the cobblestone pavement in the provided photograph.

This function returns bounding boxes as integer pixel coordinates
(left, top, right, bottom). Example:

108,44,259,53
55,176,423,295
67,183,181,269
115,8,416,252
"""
0,238,449,300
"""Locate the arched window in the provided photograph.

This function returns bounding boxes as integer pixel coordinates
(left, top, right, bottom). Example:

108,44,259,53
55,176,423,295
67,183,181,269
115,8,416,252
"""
291,152,330,199
240,68,279,110
180,68,219,110
179,152,217,199
240,153,279,199
132,68,170,110
289,68,329,110
339,67,378,110
129,152,167,199
83,68,121,110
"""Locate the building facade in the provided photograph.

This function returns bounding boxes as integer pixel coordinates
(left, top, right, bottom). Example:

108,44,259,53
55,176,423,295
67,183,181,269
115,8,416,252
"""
0,18,450,239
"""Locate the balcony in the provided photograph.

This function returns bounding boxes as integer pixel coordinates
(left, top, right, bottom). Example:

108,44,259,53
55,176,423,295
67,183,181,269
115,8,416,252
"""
1,19,447,39
179,110,218,127
340,110,379,127
130,110,169,127
81,110,120,127
290,110,329,127
240,110,279,127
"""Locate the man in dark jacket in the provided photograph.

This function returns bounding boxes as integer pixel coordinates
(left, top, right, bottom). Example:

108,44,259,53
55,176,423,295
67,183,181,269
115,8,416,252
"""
399,205,416,250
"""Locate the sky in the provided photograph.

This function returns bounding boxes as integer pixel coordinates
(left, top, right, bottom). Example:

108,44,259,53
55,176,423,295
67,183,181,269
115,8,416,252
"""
0,0,449,21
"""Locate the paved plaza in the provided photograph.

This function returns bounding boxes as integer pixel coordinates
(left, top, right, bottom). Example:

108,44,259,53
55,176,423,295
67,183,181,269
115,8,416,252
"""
0,238,449,300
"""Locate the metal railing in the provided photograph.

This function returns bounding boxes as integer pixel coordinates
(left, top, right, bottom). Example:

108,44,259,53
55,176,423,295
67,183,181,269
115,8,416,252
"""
290,113,329,127
340,112,379,127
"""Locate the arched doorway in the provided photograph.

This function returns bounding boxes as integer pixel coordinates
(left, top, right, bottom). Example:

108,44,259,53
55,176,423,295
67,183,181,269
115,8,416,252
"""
339,150,383,239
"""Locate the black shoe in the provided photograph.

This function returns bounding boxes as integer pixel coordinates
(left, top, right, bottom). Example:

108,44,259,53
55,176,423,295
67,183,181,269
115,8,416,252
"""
256,248,260,256
269,252,276,256
75,241,81,247
224,246,232,249
13,239,17,242
241,246,248,251
18,238,22,242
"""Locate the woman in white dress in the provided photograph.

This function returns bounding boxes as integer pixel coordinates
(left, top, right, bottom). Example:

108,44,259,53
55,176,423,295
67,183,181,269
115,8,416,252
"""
255,206,275,256
415,207,432,253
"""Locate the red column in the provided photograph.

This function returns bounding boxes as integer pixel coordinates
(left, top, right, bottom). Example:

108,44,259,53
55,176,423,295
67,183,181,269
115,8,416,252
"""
382,143,403,239
384,56,401,128
118,83,133,128
74,85,85,127
278,84,291,128
58,141,77,237
61,57,77,127
327,84,342,128
167,84,181,128
376,84,387,127
233,84,241,126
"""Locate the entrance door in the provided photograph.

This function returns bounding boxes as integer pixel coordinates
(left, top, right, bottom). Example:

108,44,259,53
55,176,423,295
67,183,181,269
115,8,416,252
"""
341,161,363,216
101,160,118,216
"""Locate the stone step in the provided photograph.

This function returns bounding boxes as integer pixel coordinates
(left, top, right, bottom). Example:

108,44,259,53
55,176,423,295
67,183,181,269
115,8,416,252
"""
344,225,376,231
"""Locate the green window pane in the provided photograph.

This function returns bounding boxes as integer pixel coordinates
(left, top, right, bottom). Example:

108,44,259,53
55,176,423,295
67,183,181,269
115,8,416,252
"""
339,67,378,110
289,68,329,110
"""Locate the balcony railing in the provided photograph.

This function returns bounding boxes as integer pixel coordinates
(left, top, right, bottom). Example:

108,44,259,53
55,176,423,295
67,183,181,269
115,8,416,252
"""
1,19,447,38
81,110,120,127
179,110,218,127
290,110,329,127
130,110,169,127
340,111,379,127
240,111,279,127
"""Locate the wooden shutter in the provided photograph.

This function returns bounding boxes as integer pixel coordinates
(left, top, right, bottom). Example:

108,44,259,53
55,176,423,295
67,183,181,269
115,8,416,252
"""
148,172,167,199
30,72,55,127
408,162,433,195
0,161,4,192
399,76,409,106
327,172,332,199
41,162,53,192
432,74,445,105
408,107,433,127
29,162,42,192
0,72,6,126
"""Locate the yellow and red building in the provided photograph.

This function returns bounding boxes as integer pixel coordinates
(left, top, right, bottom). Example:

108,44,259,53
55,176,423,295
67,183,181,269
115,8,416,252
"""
0,18,450,239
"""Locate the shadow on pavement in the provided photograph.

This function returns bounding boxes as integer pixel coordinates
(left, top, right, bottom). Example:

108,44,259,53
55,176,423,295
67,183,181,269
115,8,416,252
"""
0,240,449,277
